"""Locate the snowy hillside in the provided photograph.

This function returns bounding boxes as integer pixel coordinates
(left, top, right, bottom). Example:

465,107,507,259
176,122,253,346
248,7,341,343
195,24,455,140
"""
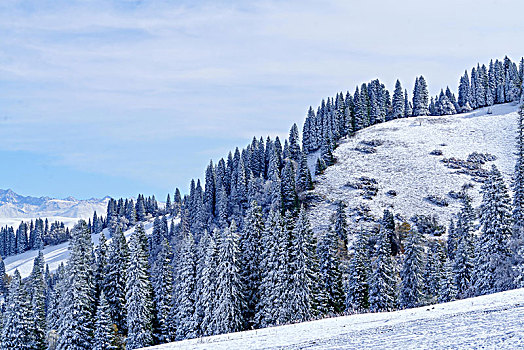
0,188,109,228
3,217,178,279
142,287,524,349
309,103,519,233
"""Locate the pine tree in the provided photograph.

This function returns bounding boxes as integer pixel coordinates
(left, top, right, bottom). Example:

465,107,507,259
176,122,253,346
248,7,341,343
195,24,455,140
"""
1,270,33,350
453,196,476,299
345,229,369,312
392,79,404,119
514,104,524,237
473,165,514,295
214,221,244,334
200,229,219,335
422,241,445,304
404,89,412,117
0,255,5,294
514,243,524,288
281,161,299,214
151,238,174,343
256,209,284,327
288,207,319,322
458,70,471,108
126,229,154,349
399,228,424,309
29,251,47,350
56,220,95,350
239,201,263,329
296,154,313,193
332,201,348,247
174,232,197,340
438,259,457,303
93,291,118,350
412,76,429,116
446,219,458,261
315,157,327,175
512,104,524,286
369,223,397,312
288,123,302,163
320,132,335,166
104,228,129,335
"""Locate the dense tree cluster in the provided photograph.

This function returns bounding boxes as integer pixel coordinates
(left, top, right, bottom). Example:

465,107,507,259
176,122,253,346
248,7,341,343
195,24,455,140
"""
0,219,70,258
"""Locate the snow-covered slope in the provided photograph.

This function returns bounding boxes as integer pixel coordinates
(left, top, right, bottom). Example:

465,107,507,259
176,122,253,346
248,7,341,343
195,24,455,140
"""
3,217,180,279
309,103,519,233
143,288,524,349
0,189,109,228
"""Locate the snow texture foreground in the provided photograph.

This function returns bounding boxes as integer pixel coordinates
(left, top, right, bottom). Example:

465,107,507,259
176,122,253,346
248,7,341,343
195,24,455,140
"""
142,288,524,349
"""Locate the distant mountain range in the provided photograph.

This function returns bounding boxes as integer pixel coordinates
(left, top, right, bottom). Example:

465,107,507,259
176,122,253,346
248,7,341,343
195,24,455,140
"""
0,188,110,222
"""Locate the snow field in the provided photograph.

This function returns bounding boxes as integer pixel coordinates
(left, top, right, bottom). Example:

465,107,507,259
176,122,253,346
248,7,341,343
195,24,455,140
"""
143,288,524,350
309,103,519,234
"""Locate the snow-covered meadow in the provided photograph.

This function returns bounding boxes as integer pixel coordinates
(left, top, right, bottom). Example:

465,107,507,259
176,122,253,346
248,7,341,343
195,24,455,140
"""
309,103,519,233
143,287,524,349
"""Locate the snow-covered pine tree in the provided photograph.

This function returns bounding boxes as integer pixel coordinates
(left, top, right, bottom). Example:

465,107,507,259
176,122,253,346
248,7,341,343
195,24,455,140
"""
315,157,327,175
126,228,154,349
447,220,457,261
352,86,364,130
281,161,299,214
453,196,476,299
94,232,108,301
317,222,345,316
200,229,219,335
46,263,67,346
320,131,335,166
151,238,174,343
1,270,33,350
458,70,471,108
93,291,118,350
429,96,436,116
404,89,412,117
302,107,315,153
296,154,313,193
345,228,369,312
331,201,348,248
512,104,524,285
412,76,429,116
56,220,95,350
104,228,129,336
29,251,47,350
392,79,404,119
239,201,263,329
256,209,284,327
0,255,5,294
288,123,302,163
368,221,397,312
473,165,514,295
422,240,445,304
288,207,319,322
193,230,210,337
275,211,296,325
399,227,425,309
438,259,457,303
203,161,216,225
174,231,197,340
214,221,244,334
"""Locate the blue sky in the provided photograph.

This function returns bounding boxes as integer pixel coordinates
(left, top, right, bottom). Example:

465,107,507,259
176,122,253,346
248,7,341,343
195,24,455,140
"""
1,0,523,200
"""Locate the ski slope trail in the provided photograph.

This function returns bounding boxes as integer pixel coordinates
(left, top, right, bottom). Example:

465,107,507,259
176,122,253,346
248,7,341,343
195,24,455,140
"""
144,288,524,349
309,103,519,233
